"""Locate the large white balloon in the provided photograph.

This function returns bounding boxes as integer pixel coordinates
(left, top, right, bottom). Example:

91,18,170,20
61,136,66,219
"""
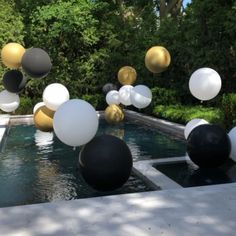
119,85,133,106
0,90,20,112
43,83,70,111
189,68,221,101
53,99,98,147
184,118,209,139
130,85,152,109
33,102,45,114
228,127,236,162
106,90,120,105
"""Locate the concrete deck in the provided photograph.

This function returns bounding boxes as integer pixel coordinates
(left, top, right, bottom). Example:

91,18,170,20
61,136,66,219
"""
0,183,236,236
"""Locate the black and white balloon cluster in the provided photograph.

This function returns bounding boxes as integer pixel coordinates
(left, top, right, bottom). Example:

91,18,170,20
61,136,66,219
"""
185,68,234,168
0,42,52,113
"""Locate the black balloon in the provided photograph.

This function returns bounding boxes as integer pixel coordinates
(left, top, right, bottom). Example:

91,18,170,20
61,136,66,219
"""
187,124,230,168
3,70,27,93
21,48,52,78
79,134,133,191
102,83,118,94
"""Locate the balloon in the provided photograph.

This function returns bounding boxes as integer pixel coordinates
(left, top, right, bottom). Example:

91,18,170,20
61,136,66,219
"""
33,102,45,114
102,83,117,94
130,85,152,109
1,43,25,69
145,46,171,73
118,66,137,85
119,85,133,106
21,48,52,78
0,90,20,112
105,90,120,105
34,106,55,132
53,99,98,147
2,70,27,93
105,104,124,124
43,83,70,111
184,118,209,139
187,124,230,168
228,127,236,162
189,68,222,101
79,134,133,191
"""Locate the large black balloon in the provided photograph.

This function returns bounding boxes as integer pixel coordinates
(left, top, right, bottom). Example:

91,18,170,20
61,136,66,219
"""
79,134,133,191
2,70,27,93
187,124,230,168
21,48,52,78
102,83,118,94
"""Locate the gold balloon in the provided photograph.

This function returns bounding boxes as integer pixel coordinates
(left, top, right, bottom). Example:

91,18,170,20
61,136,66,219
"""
1,43,26,69
118,66,137,85
145,46,171,73
105,104,124,124
34,106,55,132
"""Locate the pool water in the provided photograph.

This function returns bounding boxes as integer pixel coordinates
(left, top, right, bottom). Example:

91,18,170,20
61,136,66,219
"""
0,119,185,208
154,159,236,187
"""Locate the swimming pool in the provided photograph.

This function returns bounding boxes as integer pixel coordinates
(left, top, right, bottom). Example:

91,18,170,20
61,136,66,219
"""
0,118,185,208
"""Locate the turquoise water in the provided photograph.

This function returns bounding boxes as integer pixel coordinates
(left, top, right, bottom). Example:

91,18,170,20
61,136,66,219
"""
0,120,185,207
155,160,236,187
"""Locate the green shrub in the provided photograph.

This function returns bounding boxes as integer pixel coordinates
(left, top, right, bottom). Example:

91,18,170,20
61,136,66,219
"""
221,93,236,130
81,94,106,110
14,97,37,115
151,87,181,106
153,104,224,126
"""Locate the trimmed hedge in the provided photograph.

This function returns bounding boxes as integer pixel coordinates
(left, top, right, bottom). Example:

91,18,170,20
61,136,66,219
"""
153,104,224,126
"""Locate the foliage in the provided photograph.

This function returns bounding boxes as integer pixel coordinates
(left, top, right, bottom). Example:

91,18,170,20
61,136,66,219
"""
153,104,224,126
0,0,24,78
81,94,106,110
221,93,236,130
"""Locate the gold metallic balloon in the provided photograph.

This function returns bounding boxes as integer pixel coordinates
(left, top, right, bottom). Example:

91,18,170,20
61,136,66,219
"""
105,104,124,124
145,46,171,73
34,106,55,132
118,66,137,85
1,43,26,69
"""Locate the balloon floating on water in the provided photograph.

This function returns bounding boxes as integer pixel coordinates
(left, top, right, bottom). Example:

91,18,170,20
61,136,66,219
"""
118,66,137,85
34,105,55,132
1,43,25,69
145,46,171,73
105,104,124,124
3,70,27,93
53,99,98,147
228,127,236,162
184,118,209,140
79,134,133,192
22,48,52,78
189,68,221,101
187,124,230,168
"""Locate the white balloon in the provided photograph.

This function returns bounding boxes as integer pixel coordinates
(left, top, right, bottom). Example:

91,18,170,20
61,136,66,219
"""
130,85,152,109
189,68,221,101
43,83,70,111
106,90,120,105
119,85,133,106
228,127,236,162
0,90,20,112
33,102,45,114
53,99,98,147
184,118,209,139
